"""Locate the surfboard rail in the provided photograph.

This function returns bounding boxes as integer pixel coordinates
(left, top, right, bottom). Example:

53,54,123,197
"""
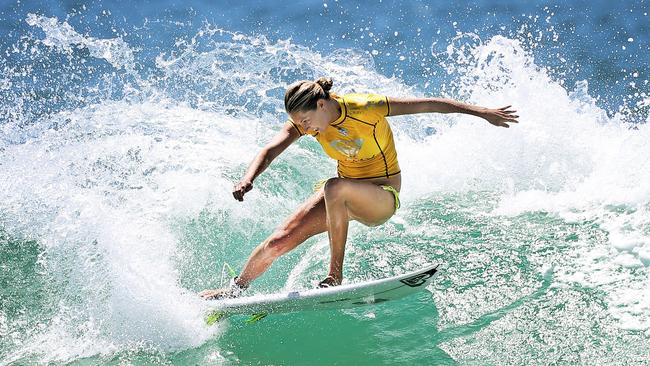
205,263,439,316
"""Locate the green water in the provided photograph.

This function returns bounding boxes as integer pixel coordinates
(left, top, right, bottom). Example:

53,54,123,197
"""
3,192,649,365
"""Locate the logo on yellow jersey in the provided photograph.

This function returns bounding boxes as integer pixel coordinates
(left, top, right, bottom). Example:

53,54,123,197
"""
330,138,364,159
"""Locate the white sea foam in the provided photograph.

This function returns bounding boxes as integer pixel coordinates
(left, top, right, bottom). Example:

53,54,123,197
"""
398,35,650,331
0,99,304,361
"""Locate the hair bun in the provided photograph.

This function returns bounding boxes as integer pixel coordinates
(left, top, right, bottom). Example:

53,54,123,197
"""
315,77,333,92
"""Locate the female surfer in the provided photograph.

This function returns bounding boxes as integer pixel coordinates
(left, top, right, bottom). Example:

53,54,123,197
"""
200,77,518,299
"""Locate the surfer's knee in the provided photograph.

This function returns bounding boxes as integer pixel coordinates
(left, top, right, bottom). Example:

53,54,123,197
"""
323,178,347,201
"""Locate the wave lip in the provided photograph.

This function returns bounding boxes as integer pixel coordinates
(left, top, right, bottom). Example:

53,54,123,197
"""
26,13,135,71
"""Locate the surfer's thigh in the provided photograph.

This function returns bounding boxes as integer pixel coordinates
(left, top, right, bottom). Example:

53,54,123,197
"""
324,178,396,226
265,189,329,255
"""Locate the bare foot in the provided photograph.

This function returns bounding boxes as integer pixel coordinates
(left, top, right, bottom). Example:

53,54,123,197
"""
199,288,237,300
317,275,342,288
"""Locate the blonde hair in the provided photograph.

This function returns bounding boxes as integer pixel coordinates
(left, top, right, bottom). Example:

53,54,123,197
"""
284,77,333,113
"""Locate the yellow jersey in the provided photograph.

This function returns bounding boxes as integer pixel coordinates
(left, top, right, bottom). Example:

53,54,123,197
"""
287,93,400,179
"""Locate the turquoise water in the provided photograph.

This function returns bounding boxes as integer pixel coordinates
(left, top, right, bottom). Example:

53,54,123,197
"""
2,1,650,365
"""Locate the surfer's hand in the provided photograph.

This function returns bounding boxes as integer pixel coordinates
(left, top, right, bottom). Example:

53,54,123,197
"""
233,180,253,201
480,106,519,128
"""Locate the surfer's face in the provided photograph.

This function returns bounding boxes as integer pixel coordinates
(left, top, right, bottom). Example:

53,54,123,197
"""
290,99,330,134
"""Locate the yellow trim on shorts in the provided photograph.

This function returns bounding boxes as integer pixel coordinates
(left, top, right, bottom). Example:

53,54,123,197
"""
381,185,400,212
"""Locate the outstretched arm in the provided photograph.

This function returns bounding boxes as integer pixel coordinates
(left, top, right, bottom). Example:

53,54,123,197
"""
388,97,519,128
233,123,301,201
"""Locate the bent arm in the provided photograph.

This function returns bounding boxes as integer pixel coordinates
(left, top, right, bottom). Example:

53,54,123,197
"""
241,123,300,183
233,122,301,201
388,97,518,128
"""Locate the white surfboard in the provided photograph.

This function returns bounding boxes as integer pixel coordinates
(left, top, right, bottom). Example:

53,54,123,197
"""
205,263,439,324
